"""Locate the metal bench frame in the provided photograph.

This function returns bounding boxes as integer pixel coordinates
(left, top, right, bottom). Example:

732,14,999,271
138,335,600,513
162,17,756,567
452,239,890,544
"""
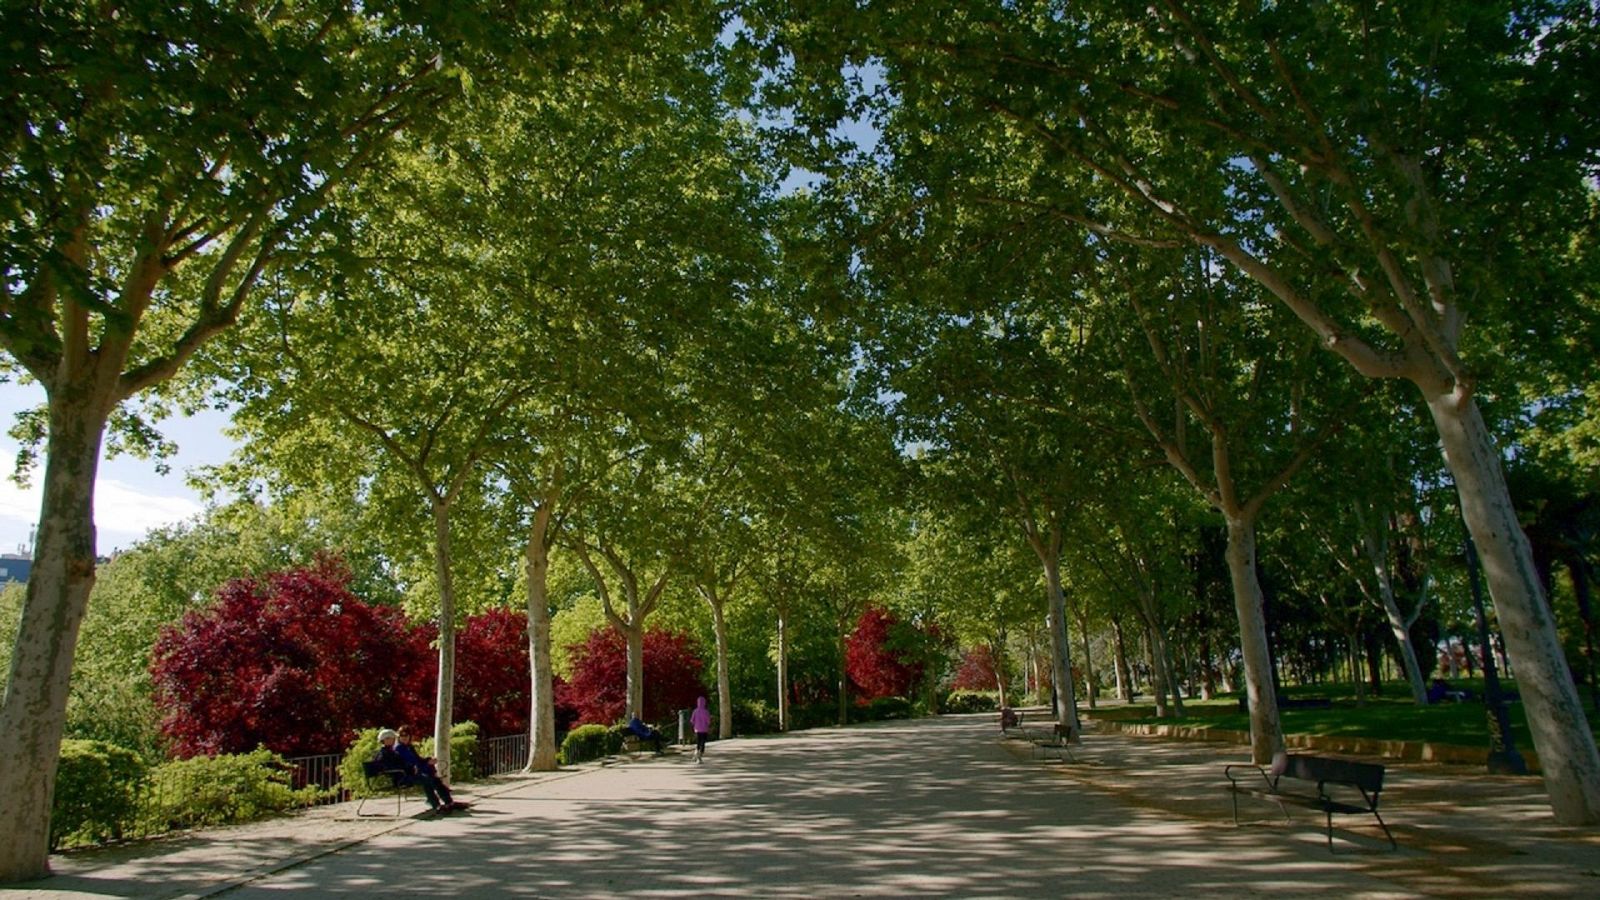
1225,752,1396,851
356,758,415,817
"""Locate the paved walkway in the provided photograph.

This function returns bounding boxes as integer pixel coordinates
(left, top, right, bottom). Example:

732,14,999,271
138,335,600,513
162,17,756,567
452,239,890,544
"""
9,713,1599,898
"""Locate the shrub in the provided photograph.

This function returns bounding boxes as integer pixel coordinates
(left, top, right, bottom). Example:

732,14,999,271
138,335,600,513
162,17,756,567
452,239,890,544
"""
150,558,434,757
558,723,620,765
733,699,781,735
51,740,148,849
339,728,390,799
419,721,481,783
142,748,321,832
863,696,913,721
788,703,839,731
943,690,1000,714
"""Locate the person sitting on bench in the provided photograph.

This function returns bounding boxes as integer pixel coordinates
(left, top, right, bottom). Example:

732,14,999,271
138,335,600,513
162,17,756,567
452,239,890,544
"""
378,728,466,813
627,714,664,754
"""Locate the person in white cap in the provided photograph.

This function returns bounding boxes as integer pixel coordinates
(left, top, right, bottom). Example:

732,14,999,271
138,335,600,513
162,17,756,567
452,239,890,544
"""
377,728,464,813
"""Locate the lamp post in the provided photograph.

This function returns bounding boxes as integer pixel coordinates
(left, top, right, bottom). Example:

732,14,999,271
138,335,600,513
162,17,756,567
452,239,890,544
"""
1464,537,1527,775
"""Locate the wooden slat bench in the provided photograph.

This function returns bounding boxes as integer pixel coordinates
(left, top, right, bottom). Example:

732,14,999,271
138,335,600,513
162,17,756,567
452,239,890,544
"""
1225,752,1396,851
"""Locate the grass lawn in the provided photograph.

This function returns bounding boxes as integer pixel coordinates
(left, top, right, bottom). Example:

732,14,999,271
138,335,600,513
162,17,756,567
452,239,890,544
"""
1104,679,1600,750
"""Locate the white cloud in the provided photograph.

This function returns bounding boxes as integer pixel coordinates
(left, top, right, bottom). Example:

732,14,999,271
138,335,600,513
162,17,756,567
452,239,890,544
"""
0,477,202,550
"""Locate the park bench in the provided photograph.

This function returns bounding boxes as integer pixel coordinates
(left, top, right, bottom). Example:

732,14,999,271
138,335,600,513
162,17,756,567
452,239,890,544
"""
1224,752,1396,852
356,758,415,817
620,722,666,757
1029,722,1079,763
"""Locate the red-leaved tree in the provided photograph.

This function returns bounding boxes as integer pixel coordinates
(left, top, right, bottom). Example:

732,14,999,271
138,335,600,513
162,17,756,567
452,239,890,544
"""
559,628,705,726
846,606,927,701
950,644,1003,692
454,607,531,737
150,557,434,757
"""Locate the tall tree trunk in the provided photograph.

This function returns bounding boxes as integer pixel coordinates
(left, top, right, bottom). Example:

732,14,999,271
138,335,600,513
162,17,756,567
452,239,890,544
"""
1200,631,1217,700
1359,519,1430,705
776,600,790,732
702,587,734,739
1568,555,1599,714
0,399,107,882
1427,389,1600,824
1040,553,1080,732
1225,515,1284,764
1074,606,1097,709
522,504,558,771
1161,628,1185,716
1141,627,1168,717
836,627,849,727
1112,619,1131,702
993,626,1010,707
626,621,645,720
430,497,458,781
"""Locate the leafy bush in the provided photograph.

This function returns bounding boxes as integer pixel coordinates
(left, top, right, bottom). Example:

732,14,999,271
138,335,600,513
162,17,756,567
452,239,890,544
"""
420,721,481,783
142,748,321,832
943,690,1000,714
863,696,913,721
51,740,148,849
339,728,391,799
788,703,840,731
558,723,621,765
733,699,781,735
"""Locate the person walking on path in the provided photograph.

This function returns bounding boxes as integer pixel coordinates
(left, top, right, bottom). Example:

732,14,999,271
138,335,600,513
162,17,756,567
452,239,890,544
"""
691,696,712,763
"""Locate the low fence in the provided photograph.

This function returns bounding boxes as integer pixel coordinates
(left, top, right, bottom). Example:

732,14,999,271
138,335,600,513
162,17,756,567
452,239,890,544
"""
55,733,533,852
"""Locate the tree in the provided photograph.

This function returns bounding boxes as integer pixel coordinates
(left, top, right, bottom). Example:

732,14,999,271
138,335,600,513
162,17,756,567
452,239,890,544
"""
453,608,532,739
0,3,475,875
760,0,1600,821
559,627,706,726
845,606,924,700
150,558,433,758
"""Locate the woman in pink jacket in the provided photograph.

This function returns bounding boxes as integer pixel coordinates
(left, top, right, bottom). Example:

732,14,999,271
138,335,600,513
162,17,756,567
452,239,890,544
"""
690,696,712,763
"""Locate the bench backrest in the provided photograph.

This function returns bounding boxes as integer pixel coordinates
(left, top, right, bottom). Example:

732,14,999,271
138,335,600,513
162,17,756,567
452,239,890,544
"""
1282,754,1384,793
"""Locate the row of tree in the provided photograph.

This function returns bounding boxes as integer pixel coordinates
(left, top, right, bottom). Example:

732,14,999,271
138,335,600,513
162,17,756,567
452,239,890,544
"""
3,0,1598,882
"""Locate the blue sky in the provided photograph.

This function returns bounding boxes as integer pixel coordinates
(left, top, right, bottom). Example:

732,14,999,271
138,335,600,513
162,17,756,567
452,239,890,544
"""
0,381,233,555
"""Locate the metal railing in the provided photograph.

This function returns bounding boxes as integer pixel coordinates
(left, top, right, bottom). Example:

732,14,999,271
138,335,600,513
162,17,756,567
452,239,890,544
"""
475,732,529,777
283,752,348,804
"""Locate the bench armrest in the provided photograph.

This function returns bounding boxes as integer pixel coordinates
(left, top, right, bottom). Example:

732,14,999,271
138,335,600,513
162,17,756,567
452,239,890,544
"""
1223,763,1276,792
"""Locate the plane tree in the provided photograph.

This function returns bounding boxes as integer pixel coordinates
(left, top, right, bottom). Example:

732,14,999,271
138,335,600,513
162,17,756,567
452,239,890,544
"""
755,0,1600,820
0,2,513,876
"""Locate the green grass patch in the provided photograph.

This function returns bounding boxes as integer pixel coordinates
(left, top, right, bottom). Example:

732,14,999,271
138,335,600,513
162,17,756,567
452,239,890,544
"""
1105,679,1600,749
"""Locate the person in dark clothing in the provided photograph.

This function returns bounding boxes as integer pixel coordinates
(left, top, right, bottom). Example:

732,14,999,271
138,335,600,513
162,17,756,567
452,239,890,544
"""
627,714,664,753
378,728,466,813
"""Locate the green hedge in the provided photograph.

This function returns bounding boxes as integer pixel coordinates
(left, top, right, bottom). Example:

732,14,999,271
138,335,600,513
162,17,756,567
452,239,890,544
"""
52,740,148,850
862,696,913,721
943,690,1001,714
733,699,781,735
558,723,622,765
142,748,322,832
